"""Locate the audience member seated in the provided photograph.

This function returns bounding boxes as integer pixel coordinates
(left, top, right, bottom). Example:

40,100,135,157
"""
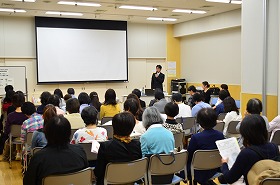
94,112,142,185
36,91,51,114
54,88,65,109
201,81,211,104
127,93,144,121
221,84,231,97
5,90,16,115
67,88,76,99
132,88,146,108
163,102,183,133
31,104,56,149
21,102,44,145
218,115,279,185
64,98,84,129
48,95,65,115
191,93,211,117
61,94,72,112
23,115,88,185
172,93,191,118
236,98,269,132
89,91,102,112
100,89,121,119
153,90,168,114
214,90,230,116
71,106,107,144
124,98,146,135
222,97,242,137
8,91,24,115
268,115,280,141
140,107,174,157
187,85,197,108
187,108,224,185
2,92,27,160
148,88,162,107
78,92,91,113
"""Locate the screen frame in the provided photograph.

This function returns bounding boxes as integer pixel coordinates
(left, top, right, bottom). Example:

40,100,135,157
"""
35,16,128,84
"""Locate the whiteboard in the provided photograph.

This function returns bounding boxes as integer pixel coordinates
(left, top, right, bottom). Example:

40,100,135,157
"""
0,66,26,96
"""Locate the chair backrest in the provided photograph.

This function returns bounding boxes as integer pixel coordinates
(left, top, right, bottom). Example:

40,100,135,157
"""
101,117,113,125
191,149,222,171
227,121,240,135
261,178,280,185
217,113,227,121
182,117,196,130
10,124,22,137
42,167,92,185
32,147,43,155
26,132,33,146
173,132,184,149
79,143,98,161
70,129,78,140
271,130,280,145
148,150,188,176
98,125,113,139
104,158,148,185
213,122,225,133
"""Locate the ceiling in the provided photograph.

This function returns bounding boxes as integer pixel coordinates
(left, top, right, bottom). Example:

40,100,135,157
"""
0,0,241,24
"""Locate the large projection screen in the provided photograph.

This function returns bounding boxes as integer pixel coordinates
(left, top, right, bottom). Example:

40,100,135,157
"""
35,17,128,83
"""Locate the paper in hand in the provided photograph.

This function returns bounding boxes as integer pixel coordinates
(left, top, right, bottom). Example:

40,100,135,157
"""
91,140,100,154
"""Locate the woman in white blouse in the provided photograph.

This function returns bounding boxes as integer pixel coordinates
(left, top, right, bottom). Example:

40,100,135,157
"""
222,97,242,136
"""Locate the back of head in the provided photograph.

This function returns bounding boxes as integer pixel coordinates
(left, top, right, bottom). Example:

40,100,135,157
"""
43,104,57,123
240,114,268,147
197,108,217,129
132,89,141,98
223,97,239,114
54,89,63,99
188,85,197,92
5,85,14,93
221,84,228,90
5,90,15,103
67,88,75,95
154,88,164,100
104,89,117,105
246,98,262,114
219,90,229,101
40,91,51,105
63,94,72,101
89,91,100,108
112,112,135,136
66,98,80,113
142,107,163,130
172,93,182,102
48,95,60,107
202,81,210,88
21,102,36,116
164,102,179,118
12,91,25,108
192,93,203,103
78,92,90,105
44,115,71,146
124,98,139,117
81,106,98,125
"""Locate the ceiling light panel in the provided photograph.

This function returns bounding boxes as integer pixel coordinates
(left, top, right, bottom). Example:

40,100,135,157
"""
11,0,36,2
45,11,83,16
0,8,26,12
147,17,177,22
173,9,207,14
58,1,101,7
119,5,157,11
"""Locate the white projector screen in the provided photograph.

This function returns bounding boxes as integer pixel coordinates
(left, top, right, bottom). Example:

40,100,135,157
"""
35,17,128,83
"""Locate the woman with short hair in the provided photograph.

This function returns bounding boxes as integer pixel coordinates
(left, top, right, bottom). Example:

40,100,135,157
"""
100,89,121,119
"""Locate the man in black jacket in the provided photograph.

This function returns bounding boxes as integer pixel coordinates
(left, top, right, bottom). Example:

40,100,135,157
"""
151,65,165,91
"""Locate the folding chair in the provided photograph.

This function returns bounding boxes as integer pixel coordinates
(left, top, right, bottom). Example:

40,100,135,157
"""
173,132,184,150
70,129,78,140
101,117,113,125
32,147,43,155
176,117,196,135
104,158,148,185
98,125,113,139
213,122,225,133
148,150,188,185
191,149,222,184
9,124,22,169
270,130,280,145
23,132,33,172
42,167,93,185
261,178,280,185
227,121,240,137
217,113,227,121
79,143,98,161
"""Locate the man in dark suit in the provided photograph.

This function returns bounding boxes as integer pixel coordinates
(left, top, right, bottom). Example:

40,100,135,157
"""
151,65,165,91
